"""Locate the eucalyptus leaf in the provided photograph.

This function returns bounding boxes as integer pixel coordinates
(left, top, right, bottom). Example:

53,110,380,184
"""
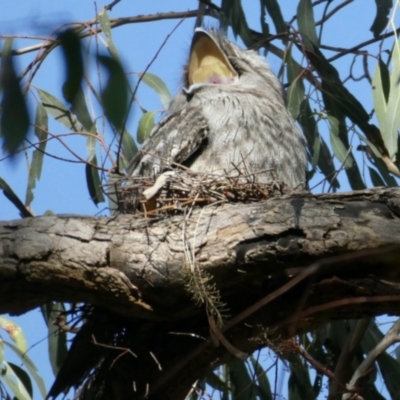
370,0,393,38
0,316,27,353
36,88,82,132
3,340,47,399
70,85,96,134
369,166,385,187
98,55,129,130
44,303,68,376
221,0,253,47
58,29,83,103
373,59,389,133
2,361,32,400
328,115,353,169
297,0,318,47
383,37,400,160
137,111,156,144
85,157,105,206
120,130,138,169
7,362,33,398
228,360,258,399
287,353,314,400
99,9,119,60
0,38,30,154
26,101,48,206
250,356,273,400
262,0,286,40
0,176,33,218
139,73,172,109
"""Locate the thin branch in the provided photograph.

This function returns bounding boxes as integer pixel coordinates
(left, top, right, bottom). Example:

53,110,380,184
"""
315,0,354,27
293,339,336,380
3,10,204,58
342,318,400,400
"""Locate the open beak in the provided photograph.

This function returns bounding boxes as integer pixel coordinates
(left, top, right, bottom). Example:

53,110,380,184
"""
188,28,238,86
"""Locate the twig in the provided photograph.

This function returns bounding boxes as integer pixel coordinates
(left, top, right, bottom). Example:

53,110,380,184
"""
342,318,400,400
293,338,336,380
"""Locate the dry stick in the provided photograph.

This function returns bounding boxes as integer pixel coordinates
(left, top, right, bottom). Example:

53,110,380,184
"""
3,10,203,58
275,295,400,331
104,0,121,11
342,317,400,400
293,339,336,380
316,0,354,27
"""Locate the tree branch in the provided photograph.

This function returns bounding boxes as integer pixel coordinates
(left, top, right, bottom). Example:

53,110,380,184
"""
3,187,400,398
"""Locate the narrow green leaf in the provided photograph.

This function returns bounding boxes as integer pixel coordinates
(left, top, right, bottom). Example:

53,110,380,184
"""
120,130,138,169
0,316,27,353
287,353,313,400
3,340,47,399
98,9,119,60
287,78,304,119
373,59,389,133
297,0,318,48
228,360,257,399
369,167,386,186
262,0,286,39
58,29,83,103
70,85,96,134
370,0,393,37
7,362,33,398
36,88,82,132
98,55,129,130
85,156,105,206
306,45,373,143
0,340,4,366
139,73,172,109
321,83,366,190
45,303,68,376
137,111,156,144
259,4,270,37
328,115,353,169
86,134,97,163
0,38,30,154
286,51,305,119
383,37,400,159
26,102,48,206
250,356,273,400
0,176,33,218
298,100,340,189
205,371,230,391
2,361,32,400
380,57,390,102
311,134,321,170
221,0,253,47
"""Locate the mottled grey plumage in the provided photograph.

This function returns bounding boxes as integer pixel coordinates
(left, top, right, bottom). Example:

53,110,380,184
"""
128,28,307,188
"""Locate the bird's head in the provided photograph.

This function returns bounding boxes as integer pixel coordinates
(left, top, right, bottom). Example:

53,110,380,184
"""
184,28,283,100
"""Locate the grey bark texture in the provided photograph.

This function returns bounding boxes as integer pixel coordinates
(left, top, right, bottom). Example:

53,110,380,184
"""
2,187,400,398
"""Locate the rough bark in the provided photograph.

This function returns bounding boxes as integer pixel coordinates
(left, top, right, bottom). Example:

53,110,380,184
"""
2,187,400,398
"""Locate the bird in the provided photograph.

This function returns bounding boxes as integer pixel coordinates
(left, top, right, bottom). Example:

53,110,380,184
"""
127,28,307,189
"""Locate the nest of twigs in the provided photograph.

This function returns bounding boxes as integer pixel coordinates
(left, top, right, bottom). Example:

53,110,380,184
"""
109,168,286,216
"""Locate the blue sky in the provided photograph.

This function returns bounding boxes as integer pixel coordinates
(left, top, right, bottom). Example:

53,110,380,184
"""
1,1,400,398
